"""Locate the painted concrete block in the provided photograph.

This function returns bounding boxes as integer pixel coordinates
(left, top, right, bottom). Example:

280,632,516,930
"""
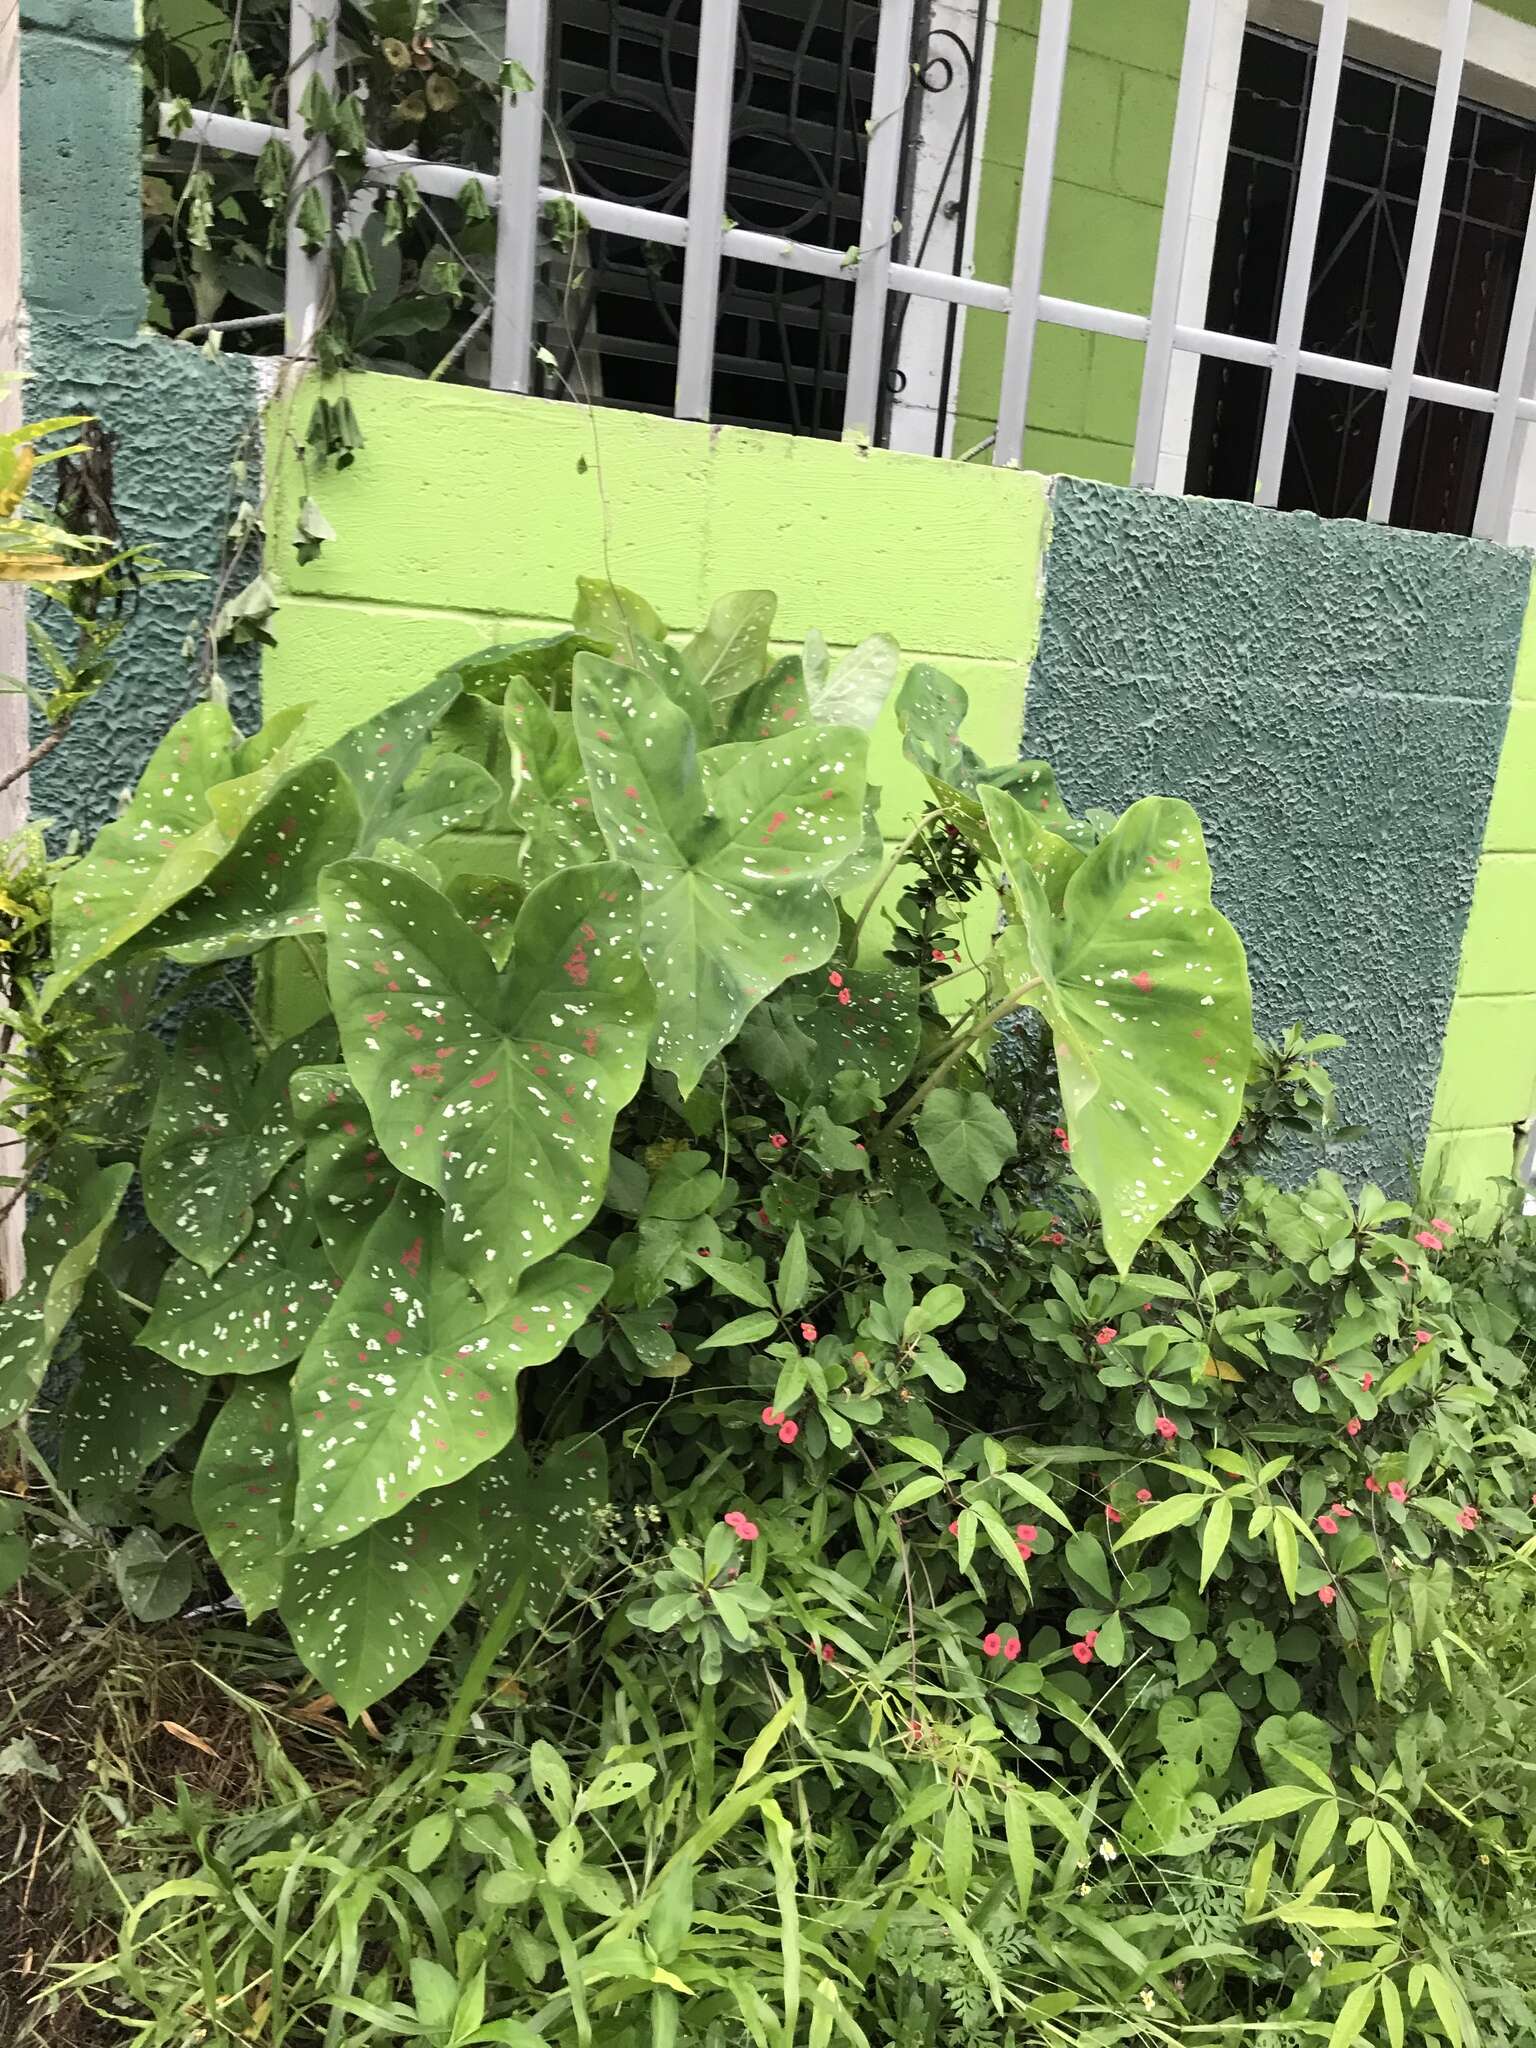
1423,1125,1518,1200
1455,858,1536,996
1114,69,1180,203
261,598,498,749
1433,996,1536,1132
1483,702,1536,852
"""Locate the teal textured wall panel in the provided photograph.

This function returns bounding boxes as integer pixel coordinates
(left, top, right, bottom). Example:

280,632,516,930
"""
1025,478,1526,1184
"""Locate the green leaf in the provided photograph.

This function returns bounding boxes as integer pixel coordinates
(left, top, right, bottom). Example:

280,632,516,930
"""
58,1281,205,1496
1064,1530,1113,1602
980,786,1252,1271
0,1162,132,1430
776,1225,809,1313
1200,1493,1233,1591
44,702,307,1006
278,1482,481,1717
915,1087,1016,1205
140,1172,335,1376
407,1811,454,1874
191,1372,295,1618
807,634,899,731
1217,1784,1323,1826
322,857,652,1304
477,1436,609,1628
783,965,920,1101
697,1311,779,1350
572,656,867,1093
1114,1492,1205,1547
141,1012,309,1273
111,1528,192,1623
1326,1981,1376,2048
682,590,776,700
290,1064,399,1274
291,1183,609,1549
325,670,463,849
572,578,665,663
145,756,360,963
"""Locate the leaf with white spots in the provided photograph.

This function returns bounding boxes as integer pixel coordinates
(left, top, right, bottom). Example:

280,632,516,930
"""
981,786,1252,1272
915,1087,1017,1206
44,702,308,1007
321,857,652,1305
326,672,464,847
682,590,776,702
291,1064,400,1274
291,1182,609,1550
789,963,920,1101
0,1162,133,1430
140,1172,336,1376
142,1013,317,1274
380,753,499,852
457,633,605,709
573,656,868,1094
192,1372,294,1618
478,1435,610,1627
722,657,810,745
444,872,524,968
572,577,664,664
278,1481,481,1718
146,756,361,964
897,663,1081,869
808,633,899,732
58,1279,205,1496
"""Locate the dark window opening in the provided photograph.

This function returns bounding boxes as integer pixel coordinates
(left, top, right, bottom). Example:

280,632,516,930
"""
1186,25,1536,534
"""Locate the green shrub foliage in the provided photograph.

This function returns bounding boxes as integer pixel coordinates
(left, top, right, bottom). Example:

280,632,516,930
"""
15,588,1536,2048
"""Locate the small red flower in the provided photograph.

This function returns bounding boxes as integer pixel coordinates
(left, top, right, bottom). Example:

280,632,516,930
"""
837,987,852,1006
1365,1475,1382,1494
1154,1416,1178,1440
1016,1524,1038,1543
1106,1505,1123,1525
1003,1635,1021,1661
1362,1372,1375,1389
1136,1488,1153,1503
1457,1505,1480,1531
1431,1217,1453,1234
828,971,844,989
1331,1502,1353,1519
982,1631,1002,1657
1052,1126,1071,1153
800,1321,818,1344
1095,1326,1117,1347
1017,1543,1033,1562
778,1420,800,1446
1415,1231,1444,1252
1084,1630,1099,1648
948,1518,959,1535
1414,1329,1432,1348
1317,1514,1339,1536
1072,1641,1094,1665
770,1132,789,1149
761,1406,783,1426
820,1642,835,1663
737,1517,760,1541
1346,1418,1362,1437
908,1717,924,1739
1318,1585,1337,1607
1043,1230,1065,1245
1388,1480,1408,1503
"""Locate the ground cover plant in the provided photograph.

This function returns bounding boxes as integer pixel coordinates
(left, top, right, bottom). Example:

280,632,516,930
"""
3,583,1535,2047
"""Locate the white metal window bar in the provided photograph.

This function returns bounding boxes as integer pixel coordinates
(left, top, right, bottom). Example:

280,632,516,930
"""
163,0,1536,541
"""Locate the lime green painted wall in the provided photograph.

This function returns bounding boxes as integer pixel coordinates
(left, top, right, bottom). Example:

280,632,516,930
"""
1428,568,1536,1197
955,0,1186,477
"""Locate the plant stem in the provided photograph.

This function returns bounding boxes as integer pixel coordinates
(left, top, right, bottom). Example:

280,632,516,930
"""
423,1573,530,1789
0,723,70,800
880,975,1042,1137
848,810,940,955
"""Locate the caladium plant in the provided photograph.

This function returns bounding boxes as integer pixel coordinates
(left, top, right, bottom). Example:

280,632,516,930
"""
6,579,1251,1715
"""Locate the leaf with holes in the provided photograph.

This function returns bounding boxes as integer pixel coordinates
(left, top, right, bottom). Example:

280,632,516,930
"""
291,1064,399,1275
479,1436,610,1629
44,702,308,1006
58,1279,205,1497
192,1372,294,1618
808,633,899,731
0,1162,133,1430
291,1182,609,1550
682,590,776,701
916,1087,1017,1206
144,756,361,964
278,1482,481,1718
322,856,651,1304
142,1013,318,1273
981,785,1252,1271
573,656,867,1093
140,1172,335,1375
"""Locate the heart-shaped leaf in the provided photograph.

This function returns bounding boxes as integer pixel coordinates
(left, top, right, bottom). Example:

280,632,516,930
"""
45,702,307,1005
142,1012,317,1272
111,1528,192,1623
789,963,920,1100
140,1172,335,1375
278,1482,481,1717
808,633,899,731
980,786,1252,1271
291,1064,400,1275
457,633,605,709
916,1087,1017,1206
326,671,463,848
322,857,652,1302
479,1435,610,1628
572,577,664,662
0,1161,132,1429
291,1182,609,1549
192,1371,294,1618
573,656,867,1093
58,1279,205,1496
682,589,776,701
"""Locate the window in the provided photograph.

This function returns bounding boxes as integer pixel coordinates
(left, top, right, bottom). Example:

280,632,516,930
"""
1186,24,1536,534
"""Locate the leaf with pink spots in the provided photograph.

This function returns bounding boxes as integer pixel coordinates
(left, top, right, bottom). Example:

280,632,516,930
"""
278,1480,481,1718
321,857,651,1305
980,786,1252,1273
573,656,868,1094
191,1371,294,1618
722,656,811,744
291,1182,609,1550
290,1064,400,1275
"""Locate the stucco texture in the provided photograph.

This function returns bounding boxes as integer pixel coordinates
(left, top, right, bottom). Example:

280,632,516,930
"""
1025,477,1526,1187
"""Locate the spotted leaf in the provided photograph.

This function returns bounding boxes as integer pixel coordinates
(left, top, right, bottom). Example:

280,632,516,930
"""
140,1173,335,1375
326,671,463,847
478,1435,610,1628
321,857,651,1304
807,633,899,732
143,756,362,964
788,963,919,1101
58,1279,205,1497
190,1373,295,1618
290,1064,400,1275
457,633,605,709
0,1162,133,1430
142,1013,316,1273
44,702,307,1007
572,576,664,663
980,785,1252,1272
682,589,776,702
291,1182,610,1550
573,656,867,1094
722,656,810,744
278,1482,481,1718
